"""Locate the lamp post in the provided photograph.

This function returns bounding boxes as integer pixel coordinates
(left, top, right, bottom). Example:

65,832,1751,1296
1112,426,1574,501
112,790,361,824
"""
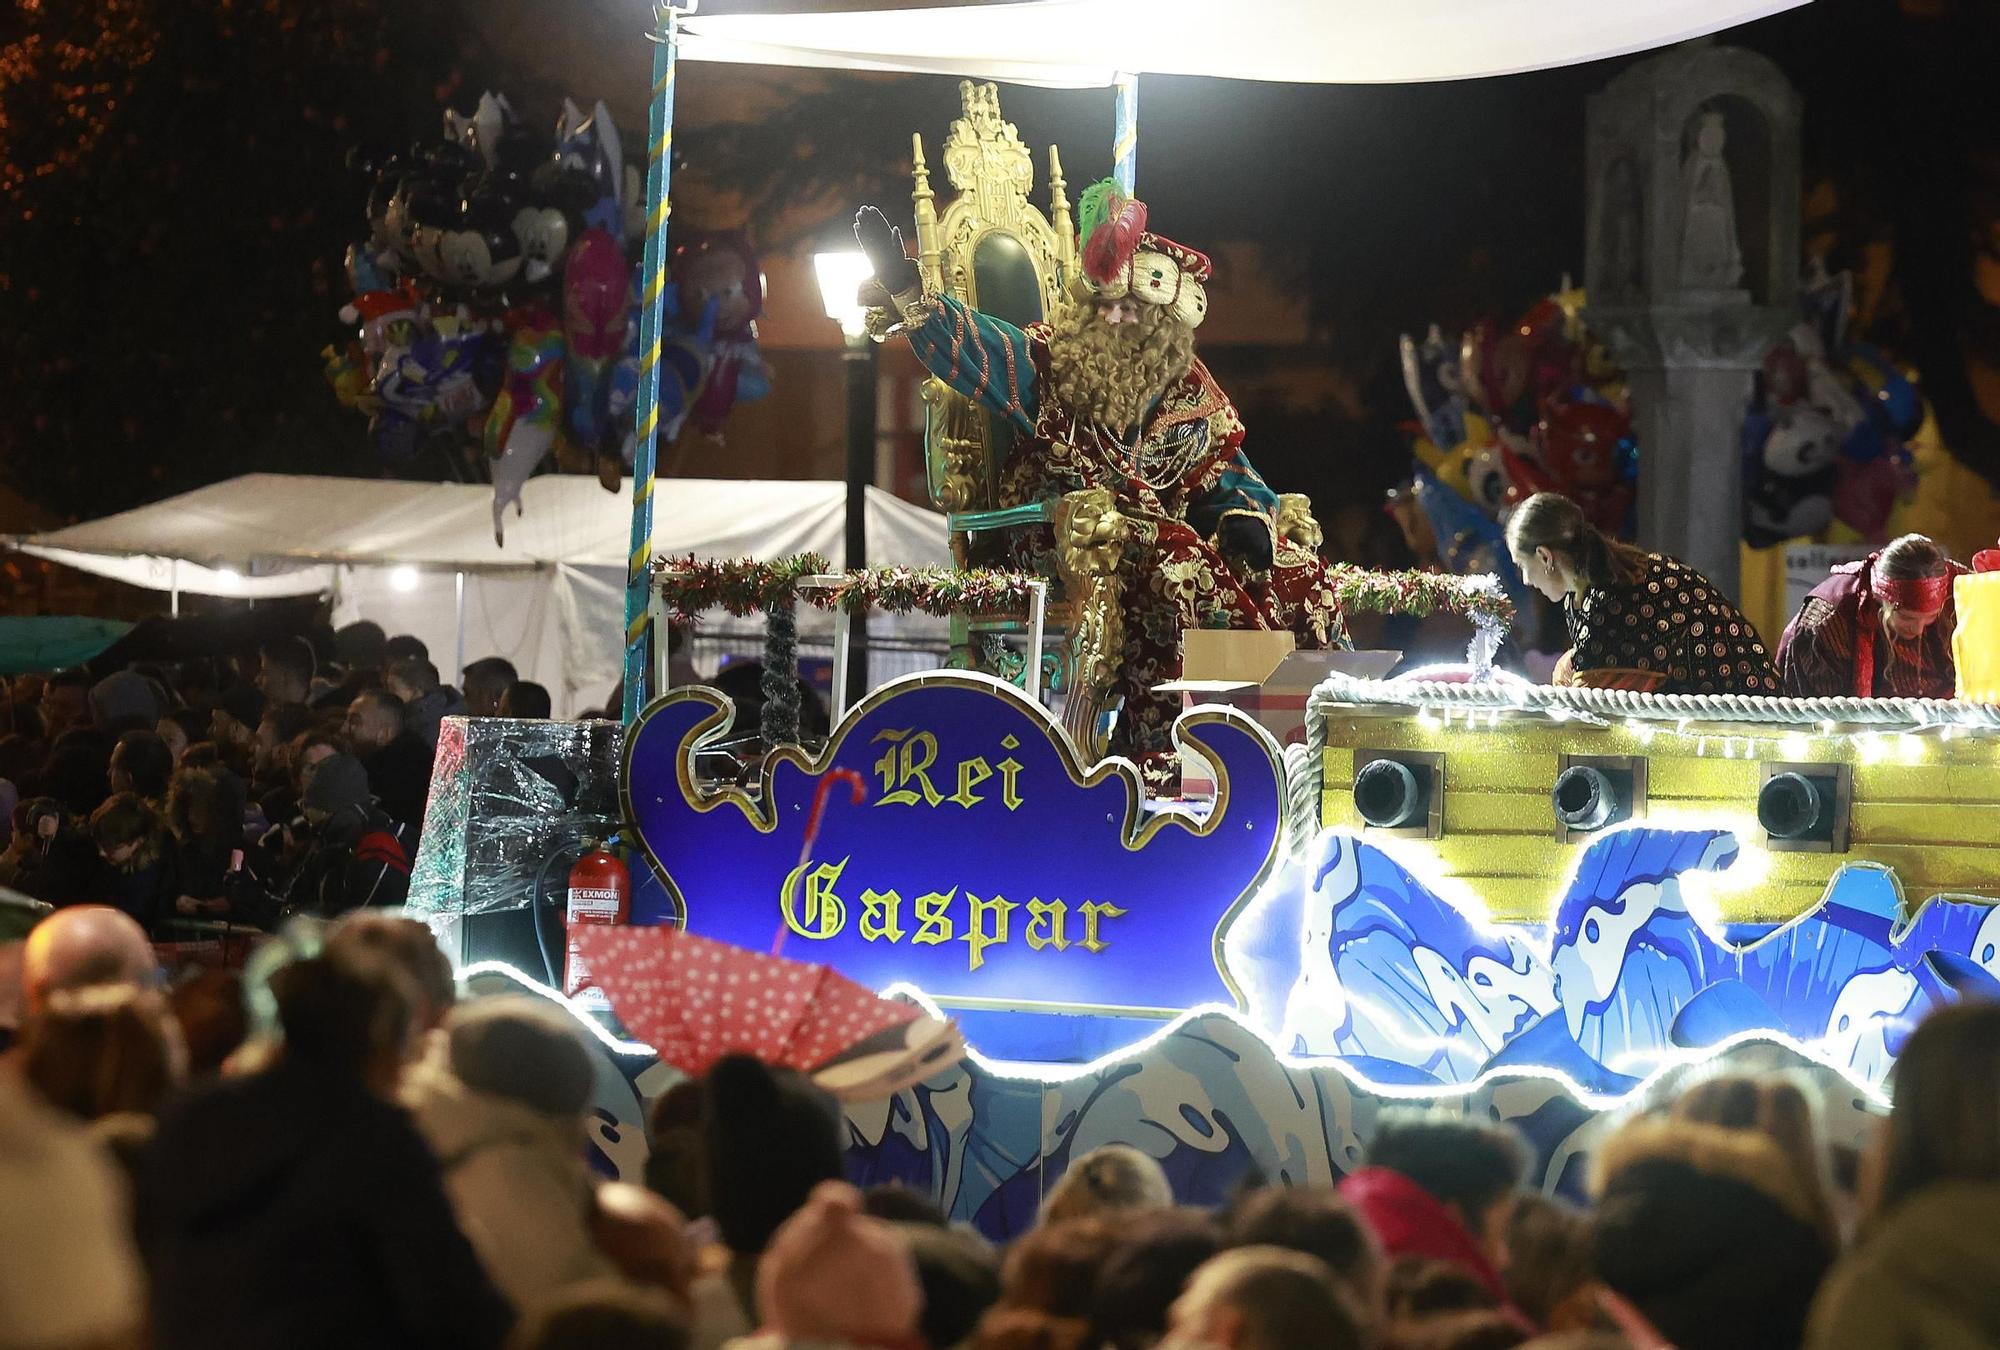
814,250,878,709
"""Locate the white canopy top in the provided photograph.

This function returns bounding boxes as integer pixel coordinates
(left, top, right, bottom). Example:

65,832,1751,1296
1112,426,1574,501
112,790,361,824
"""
679,0,1808,88
8,474,950,596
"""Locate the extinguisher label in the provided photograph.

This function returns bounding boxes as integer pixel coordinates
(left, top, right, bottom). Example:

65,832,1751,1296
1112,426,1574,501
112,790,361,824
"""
568,887,623,922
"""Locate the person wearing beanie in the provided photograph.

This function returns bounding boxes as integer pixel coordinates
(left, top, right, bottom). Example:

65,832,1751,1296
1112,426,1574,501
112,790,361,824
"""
1590,1116,1833,1350
688,1056,847,1350
89,669,165,736
1338,1112,1528,1309
280,751,415,917
725,1180,923,1350
404,995,620,1308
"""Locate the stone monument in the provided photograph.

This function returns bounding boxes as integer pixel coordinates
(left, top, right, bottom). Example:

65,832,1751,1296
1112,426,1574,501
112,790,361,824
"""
1585,40,1801,598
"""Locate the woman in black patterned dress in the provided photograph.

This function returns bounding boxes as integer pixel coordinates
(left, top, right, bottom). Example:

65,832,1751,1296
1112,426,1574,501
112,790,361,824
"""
1505,492,1780,695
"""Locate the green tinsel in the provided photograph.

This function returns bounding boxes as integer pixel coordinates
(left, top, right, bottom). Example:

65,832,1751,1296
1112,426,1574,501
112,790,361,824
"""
760,601,802,750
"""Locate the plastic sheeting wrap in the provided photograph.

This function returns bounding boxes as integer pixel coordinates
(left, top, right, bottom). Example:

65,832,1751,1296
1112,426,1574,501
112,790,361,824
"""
407,715,625,919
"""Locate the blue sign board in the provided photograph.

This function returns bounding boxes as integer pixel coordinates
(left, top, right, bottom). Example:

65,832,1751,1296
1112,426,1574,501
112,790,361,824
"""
623,672,1287,1016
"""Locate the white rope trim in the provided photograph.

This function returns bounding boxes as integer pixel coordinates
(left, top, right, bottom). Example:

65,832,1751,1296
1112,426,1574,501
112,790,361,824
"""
1309,674,2000,732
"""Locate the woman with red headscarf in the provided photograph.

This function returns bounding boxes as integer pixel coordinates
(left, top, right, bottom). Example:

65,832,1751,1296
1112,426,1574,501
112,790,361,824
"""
1776,535,1965,699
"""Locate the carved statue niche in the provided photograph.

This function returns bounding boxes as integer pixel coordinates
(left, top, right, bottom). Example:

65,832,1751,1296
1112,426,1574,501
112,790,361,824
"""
1677,110,1744,291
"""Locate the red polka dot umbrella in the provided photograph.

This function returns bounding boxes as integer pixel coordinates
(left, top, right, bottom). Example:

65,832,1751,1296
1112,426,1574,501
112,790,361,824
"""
570,924,962,1099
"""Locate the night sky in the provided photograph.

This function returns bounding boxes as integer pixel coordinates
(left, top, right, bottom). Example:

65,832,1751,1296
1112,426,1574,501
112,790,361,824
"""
1,0,1993,525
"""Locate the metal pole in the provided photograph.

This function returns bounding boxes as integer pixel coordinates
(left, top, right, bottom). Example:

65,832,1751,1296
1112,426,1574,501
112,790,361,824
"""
1113,73,1138,195
842,337,876,708
623,4,682,725
453,570,467,687
169,559,180,619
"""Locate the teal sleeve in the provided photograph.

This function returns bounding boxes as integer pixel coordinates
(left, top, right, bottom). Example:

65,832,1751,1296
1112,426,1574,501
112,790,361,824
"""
903,294,1040,435
1187,444,1280,540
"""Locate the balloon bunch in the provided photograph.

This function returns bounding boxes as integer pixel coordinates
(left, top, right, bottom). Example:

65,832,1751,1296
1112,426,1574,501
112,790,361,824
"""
1389,281,1639,620
1741,263,1921,548
323,91,771,542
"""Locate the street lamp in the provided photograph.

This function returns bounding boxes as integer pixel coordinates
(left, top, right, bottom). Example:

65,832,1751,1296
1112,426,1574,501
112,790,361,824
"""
814,249,878,708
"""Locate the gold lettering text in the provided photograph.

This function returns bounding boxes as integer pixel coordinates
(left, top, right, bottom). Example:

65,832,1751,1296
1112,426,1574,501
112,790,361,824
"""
950,755,992,808
778,856,849,940
1025,898,1069,951
913,889,957,946
859,888,905,943
961,892,1017,971
998,735,1024,810
1078,900,1126,953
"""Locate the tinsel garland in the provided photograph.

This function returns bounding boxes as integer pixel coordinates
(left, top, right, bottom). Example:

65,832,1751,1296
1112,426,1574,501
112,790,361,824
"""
1327,565,1515,633
654,554,1044,621
760,601,801,750
656,555,1515,634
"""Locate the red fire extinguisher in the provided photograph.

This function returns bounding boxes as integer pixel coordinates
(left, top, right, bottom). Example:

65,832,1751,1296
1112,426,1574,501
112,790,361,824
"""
564,838,630,998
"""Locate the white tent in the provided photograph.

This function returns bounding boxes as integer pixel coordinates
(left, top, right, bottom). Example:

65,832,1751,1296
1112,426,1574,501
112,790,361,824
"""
9,474,951,716
679,0,1809,87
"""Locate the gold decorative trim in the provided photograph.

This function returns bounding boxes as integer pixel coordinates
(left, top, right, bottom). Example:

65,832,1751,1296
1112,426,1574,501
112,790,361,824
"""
618,670,1290,1014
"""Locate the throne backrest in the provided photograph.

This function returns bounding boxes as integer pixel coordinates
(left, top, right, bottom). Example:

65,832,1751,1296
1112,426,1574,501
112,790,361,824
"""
912,81,1077,516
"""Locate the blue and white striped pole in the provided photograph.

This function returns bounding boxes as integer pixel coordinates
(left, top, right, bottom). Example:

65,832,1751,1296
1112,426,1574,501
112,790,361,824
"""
623,5,681,725
1112,73,1138,195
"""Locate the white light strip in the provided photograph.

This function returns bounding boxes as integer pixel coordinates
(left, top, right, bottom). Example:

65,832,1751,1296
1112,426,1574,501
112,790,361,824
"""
459,960,662,1057
879,980,1891,1111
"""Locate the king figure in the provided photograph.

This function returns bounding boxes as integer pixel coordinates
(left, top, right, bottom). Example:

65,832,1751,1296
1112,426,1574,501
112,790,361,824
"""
855,182,1349,788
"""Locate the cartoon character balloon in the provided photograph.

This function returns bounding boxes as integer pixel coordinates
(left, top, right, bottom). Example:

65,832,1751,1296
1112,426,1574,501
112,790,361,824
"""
1743,403,1841,547
329,89,671,494
671,232,770,439
486,310,567,543
1740,264,1929,546
562,227,631,459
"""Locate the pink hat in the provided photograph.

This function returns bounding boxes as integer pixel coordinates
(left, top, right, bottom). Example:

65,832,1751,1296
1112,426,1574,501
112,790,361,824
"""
756,1181,922,1346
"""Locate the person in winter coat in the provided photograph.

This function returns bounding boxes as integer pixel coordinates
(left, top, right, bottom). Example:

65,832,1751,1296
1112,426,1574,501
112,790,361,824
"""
165,762,251,922
283,752,415,917
387,657,468,750
137,947,511,1350
676,1055,849,1350
87,791,178,934
1591,1116,1833,1350
1805,1002,2000,1348
403,996,620,1308
0,1072,147,1349
0,795,98,906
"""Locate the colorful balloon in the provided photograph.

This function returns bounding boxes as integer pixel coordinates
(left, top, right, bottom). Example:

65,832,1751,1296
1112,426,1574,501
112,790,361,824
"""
486,310,566,543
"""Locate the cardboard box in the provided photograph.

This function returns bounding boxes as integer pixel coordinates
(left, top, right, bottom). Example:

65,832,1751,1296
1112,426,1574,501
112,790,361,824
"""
1155,632,1400,797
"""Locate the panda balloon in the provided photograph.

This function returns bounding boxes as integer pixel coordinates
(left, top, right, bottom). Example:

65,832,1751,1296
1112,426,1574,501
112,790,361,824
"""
1744,404,1842,547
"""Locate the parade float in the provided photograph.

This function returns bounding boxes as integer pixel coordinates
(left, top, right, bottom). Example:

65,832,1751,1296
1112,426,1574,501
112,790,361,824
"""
399,1,2000,1239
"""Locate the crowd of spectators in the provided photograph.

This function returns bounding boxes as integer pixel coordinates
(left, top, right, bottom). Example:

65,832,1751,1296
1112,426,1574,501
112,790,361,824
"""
2,619,1997,1350
0,622,568,933
1,893,1997,1350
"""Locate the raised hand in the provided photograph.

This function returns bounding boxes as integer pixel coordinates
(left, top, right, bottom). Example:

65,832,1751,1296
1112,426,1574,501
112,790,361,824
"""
853,205,920,301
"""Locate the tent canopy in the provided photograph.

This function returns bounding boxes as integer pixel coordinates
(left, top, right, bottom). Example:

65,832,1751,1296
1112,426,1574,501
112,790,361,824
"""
679,0,1809,88
6,475,953,717
9,474,949,596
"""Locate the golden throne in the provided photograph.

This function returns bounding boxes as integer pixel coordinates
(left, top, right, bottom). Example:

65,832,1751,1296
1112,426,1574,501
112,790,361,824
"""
907,80,1128,758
